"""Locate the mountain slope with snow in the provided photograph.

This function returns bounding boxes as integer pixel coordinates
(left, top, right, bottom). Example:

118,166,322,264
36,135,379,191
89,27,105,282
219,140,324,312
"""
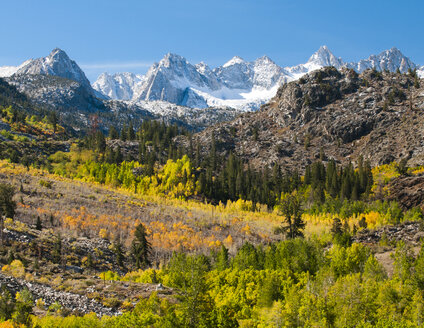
14,48,93,92
347,47,416,73
92,72,144,100
92,45,421,111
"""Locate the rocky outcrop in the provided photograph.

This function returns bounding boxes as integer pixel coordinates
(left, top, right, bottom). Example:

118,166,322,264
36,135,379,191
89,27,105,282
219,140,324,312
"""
386,175,424,210
354,222,422,245
0,272,119,317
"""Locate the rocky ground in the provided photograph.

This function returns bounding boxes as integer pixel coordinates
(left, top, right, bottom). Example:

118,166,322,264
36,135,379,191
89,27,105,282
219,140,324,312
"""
0,272,119,317
354,221,424,245
0,224,175,317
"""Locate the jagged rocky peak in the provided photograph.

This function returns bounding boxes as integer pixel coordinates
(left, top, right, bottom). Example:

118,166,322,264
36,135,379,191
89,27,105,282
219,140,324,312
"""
254,55,275,65
159,53,189,68
195,61,211,74
306,45,344,68
15,47,92,89
353,47,417,73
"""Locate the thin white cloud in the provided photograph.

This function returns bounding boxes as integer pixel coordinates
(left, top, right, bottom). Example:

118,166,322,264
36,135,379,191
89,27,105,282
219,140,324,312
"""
80,61,153,70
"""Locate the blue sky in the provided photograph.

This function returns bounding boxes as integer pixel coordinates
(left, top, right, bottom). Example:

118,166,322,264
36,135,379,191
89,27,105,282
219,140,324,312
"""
1,0,423,81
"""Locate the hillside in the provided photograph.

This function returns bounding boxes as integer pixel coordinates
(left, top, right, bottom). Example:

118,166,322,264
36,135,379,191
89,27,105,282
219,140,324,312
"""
180,67,423,170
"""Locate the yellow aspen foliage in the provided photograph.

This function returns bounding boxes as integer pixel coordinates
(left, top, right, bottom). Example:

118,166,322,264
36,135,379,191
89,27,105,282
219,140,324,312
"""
224,234,234,247
99,228,109,239
2,260,25,278
0,321,21,328
242,224,251,235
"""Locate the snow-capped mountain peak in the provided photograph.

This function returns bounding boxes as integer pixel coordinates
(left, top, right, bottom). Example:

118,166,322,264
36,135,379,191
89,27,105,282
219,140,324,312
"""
223,56,247,68
306,45,344,69
351,47,416,73
254,55,275,65
15,48,92,90
160,53,189,68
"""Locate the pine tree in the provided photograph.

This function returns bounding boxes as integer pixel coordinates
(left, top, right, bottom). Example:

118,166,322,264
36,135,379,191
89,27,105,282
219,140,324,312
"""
48,111,58,133
215,245,229,270
0,183,16,245
331,217,343,237
195,142,200,168
113,237,125,269
131,223,151,269
0,183,16,219
95,131,106,153
128,122,136,140
114,147,123,164
120,124,127,141
52,234,62,264
0,287,15,321
210,132,217,171
35,216,42,231
109,126,119,139
275,194,305,239
415,75,420,89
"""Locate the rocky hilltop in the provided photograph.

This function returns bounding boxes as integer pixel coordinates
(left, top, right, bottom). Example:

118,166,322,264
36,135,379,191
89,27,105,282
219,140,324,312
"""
179,67,424,170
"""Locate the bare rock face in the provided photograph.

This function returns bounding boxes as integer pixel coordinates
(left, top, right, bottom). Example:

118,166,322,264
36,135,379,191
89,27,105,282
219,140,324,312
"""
179,67,424,171
386,175,424,210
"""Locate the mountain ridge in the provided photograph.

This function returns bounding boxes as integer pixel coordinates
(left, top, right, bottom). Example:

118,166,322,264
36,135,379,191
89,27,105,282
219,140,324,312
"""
91,46,422,110
1,46,423,133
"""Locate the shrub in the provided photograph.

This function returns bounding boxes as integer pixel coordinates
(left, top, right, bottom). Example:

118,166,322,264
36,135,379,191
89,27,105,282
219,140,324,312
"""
2,260,25,278
39,180,52,188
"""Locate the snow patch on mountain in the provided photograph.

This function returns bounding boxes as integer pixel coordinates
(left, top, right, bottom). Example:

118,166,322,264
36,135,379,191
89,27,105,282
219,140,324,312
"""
0,60,32,78
92,72,144,100
0,66,19,77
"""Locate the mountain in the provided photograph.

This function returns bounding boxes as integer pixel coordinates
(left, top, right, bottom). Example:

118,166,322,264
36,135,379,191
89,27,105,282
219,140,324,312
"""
131,53,221,107
93,52,288,111
1,47,422,133
347,47,416,73
176,66,424,170
12,48,94,92
93,46,421,111
282,45,344,80
0,48,237,133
